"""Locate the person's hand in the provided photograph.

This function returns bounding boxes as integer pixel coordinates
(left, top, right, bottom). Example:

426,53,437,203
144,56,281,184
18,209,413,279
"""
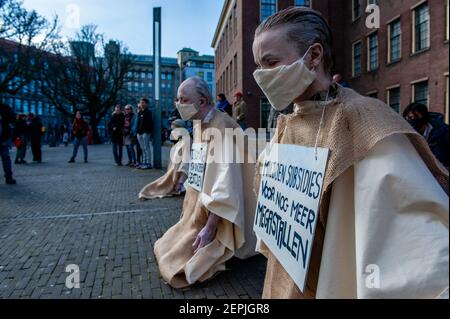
192,225,216,254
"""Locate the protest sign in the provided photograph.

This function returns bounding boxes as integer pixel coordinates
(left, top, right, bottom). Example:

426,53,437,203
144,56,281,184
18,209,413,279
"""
254,143,329,292
186,143,208,192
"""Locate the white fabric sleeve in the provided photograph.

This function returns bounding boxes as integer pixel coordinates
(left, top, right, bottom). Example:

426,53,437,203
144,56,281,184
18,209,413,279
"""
354,134,449,298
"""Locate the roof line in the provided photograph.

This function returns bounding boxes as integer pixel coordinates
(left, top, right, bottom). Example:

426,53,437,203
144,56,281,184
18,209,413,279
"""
211,0,232,48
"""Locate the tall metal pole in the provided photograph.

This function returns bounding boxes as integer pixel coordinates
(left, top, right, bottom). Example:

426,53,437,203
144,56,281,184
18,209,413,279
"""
153,7,162,169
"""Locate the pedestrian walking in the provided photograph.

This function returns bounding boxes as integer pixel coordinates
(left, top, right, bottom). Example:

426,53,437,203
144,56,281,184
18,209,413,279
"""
68,111,89,163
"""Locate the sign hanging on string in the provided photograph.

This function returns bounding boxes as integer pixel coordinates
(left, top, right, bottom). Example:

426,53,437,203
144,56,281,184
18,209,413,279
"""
186,142,208,192
254,143,329,292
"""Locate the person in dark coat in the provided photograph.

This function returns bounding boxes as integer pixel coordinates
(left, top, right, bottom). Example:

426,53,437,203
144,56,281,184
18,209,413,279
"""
216,93,232,117
0,102,16,184
108,105,125,166
13,114,28,164
403,102,450,169
27,113,43,163
136,99,153,169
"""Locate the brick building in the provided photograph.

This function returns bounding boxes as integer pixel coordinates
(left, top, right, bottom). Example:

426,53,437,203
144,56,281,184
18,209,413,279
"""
212,0,449,128
122,54,180,116
177,48,216,97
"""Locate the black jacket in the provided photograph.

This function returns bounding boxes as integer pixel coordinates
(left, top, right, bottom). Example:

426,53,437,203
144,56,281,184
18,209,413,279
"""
13,118,28,139
28,117,43,142
0,103,15,142
137,108,153,135
108,112,125,144
427,113,449,169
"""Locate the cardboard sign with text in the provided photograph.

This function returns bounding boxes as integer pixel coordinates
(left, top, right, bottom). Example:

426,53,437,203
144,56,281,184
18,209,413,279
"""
186,143,208,192
254,143,329,292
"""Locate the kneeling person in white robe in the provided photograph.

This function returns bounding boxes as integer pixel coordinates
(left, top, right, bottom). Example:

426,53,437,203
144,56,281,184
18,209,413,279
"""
153,76,257,288
139,120,190,200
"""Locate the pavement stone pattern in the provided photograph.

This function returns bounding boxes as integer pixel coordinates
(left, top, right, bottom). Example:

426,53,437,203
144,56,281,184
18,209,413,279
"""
0,144,266,299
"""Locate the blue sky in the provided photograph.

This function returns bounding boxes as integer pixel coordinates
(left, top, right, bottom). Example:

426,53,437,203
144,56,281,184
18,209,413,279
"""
22,0,224,58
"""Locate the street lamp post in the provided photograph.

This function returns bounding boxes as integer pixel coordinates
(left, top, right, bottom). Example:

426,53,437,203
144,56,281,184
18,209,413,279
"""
152,7,162,169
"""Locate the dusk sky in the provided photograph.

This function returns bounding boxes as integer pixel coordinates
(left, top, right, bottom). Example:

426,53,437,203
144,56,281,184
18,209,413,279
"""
21,0,224,58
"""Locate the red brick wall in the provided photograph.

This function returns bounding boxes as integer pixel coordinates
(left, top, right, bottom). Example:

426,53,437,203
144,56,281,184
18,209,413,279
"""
341,0,449,115
214,0,449,128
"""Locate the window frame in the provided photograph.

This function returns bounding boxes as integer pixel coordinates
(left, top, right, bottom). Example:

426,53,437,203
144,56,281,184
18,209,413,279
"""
367,32,379,72
352,40,363,77
386,85,401,113
411,1,430,54
260,0,277,23
352,0,361,22
411,78,429,107
387,17,402,64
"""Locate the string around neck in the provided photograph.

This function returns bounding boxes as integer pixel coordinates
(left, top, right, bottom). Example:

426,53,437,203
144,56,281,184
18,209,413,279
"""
314,87,331,161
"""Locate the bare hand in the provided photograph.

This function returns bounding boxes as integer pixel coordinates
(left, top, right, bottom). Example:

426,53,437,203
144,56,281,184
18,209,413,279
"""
192,226,216,254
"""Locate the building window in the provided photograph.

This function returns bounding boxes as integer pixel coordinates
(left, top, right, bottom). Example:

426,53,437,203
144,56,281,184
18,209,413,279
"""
260,98,272,128
446,0,449,42
388,19,402,63
413,80,429,106
148,82,153,93
445,74,449,124
23,100,29,113
367,32,379,71
367,91,378,99
207,72,213,82
233,3,238,37
352,0,361,21
168,73,172,80
412,2,430,53
37,101,43,115
233,54,238,87
260,0,277,23
352,41,362,77
387,87,401,113
295,0,310,7
229,15,233,46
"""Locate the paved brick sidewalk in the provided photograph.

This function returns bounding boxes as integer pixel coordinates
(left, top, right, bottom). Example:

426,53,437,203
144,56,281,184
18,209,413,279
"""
0,144,266,299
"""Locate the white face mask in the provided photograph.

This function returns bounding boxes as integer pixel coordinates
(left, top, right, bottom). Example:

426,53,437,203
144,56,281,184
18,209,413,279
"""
253,47,316,111
175,101,200,121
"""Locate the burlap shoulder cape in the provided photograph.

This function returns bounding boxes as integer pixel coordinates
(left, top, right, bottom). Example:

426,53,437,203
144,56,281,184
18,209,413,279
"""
255,86,449,298
154,109,257,288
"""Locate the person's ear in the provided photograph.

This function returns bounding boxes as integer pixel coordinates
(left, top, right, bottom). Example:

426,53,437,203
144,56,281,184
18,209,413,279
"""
309,43,324,70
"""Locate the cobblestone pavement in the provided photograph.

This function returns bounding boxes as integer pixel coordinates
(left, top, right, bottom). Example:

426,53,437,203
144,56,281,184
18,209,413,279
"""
0,144,266,299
